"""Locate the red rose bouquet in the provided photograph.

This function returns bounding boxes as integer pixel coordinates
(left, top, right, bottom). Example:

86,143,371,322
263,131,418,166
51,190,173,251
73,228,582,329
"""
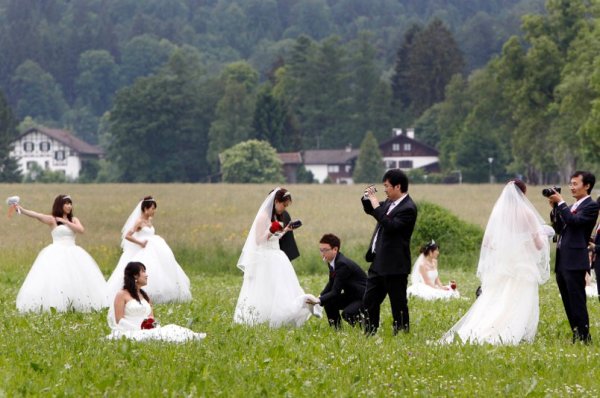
141,318,158,329
269,221,283,233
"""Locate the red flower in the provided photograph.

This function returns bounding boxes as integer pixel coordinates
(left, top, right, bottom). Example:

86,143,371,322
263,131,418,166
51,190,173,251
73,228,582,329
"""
141,318,157,329
269,221,283,233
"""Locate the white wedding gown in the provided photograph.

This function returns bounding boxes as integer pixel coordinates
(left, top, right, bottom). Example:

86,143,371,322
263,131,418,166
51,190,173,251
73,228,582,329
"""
407,269,460,300
107,298,205,342
440,182,551,345
234,236,320,328
16,225,108,313
106,226,191,304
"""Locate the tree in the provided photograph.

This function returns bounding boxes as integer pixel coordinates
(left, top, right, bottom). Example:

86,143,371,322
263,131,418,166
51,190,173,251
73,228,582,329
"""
108,48,218,182
391,19,464,121
353,131,384,183
251,84,288,151
207,61,259,171
10,60,68,122
75,50,120,116
220,140,285,183
0,90,21,182
120,34,176,86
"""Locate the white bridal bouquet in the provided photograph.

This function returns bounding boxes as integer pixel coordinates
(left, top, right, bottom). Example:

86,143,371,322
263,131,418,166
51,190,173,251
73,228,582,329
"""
6,196,21,217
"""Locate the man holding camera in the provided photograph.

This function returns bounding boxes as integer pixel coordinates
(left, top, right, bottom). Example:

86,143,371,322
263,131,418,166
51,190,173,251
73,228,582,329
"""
361,169,417,335
548,171,599,343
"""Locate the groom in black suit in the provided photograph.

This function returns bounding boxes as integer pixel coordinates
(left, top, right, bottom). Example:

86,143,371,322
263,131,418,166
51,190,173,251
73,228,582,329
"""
549,171,599,343
307,234,367,328
361,169,417,335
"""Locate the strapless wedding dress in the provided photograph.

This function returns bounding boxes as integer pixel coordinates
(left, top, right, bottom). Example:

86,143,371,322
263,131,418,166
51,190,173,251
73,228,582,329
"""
107,298,205,342
407,270,460,300
16,225,108,313
234,237,321,328
106,226,191,304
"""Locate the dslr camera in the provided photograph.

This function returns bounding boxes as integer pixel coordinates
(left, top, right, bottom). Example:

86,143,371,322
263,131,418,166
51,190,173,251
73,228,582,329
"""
542,186,561,197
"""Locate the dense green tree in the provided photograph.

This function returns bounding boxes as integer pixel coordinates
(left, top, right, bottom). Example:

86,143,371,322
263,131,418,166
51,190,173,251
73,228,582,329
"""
10,60,68,123
75,50,120,116
393,19,464,120
251,84,288,151
0,90,21,182
207,61,259,171
220,139,285,183
108,48,217,182
352,131,384,183
120,35,176,86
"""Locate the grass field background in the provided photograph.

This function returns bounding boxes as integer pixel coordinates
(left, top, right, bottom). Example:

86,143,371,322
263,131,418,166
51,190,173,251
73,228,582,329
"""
0,183,599,396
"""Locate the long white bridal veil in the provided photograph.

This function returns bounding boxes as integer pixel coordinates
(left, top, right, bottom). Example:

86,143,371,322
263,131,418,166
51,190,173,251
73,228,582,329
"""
121,200,143,250
237,188,279,272
476,181,551,286
410,254,426,285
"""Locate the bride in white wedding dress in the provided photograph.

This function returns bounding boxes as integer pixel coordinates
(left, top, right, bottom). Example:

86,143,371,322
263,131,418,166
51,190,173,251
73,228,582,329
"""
107,262,205,342
407,241,460,300
234,188,322,328
441,180,553,345
106,196,191,304
15,195,108,313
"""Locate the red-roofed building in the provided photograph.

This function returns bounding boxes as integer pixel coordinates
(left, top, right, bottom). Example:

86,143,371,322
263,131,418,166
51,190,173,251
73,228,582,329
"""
10,127,104,180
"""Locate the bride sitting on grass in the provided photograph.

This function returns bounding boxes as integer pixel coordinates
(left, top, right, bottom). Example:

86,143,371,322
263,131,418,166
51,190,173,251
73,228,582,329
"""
407,240,460,300
107,261,205,342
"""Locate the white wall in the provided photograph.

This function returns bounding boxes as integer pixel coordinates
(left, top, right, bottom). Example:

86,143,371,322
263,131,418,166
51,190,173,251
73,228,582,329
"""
304,165,329,183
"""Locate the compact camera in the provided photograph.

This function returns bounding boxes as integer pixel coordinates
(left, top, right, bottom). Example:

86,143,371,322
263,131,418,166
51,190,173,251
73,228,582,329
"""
542,186,561,197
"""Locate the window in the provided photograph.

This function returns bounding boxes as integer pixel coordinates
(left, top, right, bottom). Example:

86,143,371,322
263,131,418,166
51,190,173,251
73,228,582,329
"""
327,165,339,173
345,165,351,173
23,141,34,152
403,143,412,151
39,141,51,152
392,143,400,151
54,150,65,161
26,161,38,170
398,160,413,168
385,160,397,169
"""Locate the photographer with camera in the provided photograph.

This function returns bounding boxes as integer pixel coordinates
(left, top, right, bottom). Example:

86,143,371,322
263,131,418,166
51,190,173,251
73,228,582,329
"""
547,171,599,343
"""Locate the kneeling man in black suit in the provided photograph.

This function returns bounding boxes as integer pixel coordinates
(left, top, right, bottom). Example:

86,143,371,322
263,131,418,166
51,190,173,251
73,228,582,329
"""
307,234,367,328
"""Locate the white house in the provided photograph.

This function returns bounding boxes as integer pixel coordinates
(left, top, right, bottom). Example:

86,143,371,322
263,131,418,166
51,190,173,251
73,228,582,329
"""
10,127,104,180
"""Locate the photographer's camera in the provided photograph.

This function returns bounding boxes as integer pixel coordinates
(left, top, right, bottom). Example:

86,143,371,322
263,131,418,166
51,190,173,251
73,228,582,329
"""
542,186,561,197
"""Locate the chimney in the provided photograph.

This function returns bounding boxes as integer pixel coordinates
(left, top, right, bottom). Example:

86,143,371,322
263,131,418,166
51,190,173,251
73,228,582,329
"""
406,128,415,139
392,128,402,137
345,143,352,152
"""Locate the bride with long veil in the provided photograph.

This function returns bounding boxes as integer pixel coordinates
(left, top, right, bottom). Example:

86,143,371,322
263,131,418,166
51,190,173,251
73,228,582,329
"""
441,180,553,345
234,188,321,327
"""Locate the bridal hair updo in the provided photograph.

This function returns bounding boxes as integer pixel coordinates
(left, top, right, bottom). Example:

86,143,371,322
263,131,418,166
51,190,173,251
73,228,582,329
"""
52,194,73,222
510,179,527,194
140,196,157,212
123,261,150,303
420,240,439,256
272,188,292,220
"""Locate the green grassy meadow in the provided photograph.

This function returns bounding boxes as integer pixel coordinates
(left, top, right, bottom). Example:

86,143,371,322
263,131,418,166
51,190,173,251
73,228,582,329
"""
0,183,599,396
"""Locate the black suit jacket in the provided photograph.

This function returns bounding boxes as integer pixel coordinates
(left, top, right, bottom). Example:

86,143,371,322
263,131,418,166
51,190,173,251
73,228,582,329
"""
319,252,367,306
552,196,599,271
278,210,300,261
362,194,417,275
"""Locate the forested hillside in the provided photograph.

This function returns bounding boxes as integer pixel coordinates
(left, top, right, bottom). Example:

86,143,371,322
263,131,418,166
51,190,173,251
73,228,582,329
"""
0,0,555,182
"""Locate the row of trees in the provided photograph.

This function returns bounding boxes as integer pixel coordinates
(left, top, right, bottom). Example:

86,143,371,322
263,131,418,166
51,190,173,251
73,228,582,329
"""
0,0,540,143
12,1,598,184
414,0,600,184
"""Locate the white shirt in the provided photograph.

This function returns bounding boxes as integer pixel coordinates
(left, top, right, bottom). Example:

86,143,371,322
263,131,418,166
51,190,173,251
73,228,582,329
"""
372,194,408,252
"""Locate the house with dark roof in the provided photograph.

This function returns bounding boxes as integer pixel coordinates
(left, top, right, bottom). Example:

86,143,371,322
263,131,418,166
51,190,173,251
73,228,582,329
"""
279,128,439,184
10,127,104,180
